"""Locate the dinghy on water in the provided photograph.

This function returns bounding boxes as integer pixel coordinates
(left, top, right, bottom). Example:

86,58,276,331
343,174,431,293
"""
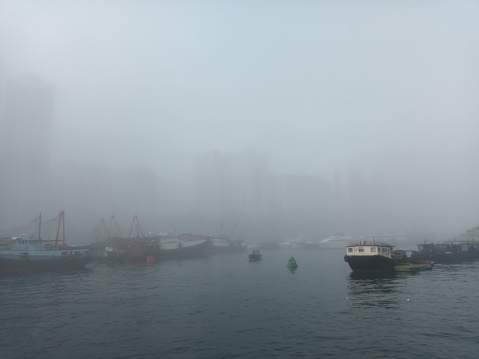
394,262,433,273
248,249,262,262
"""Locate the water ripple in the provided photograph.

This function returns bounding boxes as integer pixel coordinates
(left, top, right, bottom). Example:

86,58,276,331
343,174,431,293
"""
1,249,479,358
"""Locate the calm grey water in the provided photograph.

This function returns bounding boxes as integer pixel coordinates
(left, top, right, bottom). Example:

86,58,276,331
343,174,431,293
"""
1,248,478,359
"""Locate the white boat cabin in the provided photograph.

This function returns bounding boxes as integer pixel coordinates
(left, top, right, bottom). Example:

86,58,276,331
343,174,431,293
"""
10,235,46,250
2,234,86,257
346,241,393,258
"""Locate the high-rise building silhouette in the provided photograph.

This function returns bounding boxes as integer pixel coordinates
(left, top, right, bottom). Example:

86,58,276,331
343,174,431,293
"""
0,75,55,228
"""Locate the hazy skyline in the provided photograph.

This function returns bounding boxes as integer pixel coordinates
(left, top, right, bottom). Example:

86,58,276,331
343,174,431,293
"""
1,1,479,241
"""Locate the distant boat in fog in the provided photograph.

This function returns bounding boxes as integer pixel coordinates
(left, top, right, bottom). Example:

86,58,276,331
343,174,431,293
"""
320,233,358,248
279,240,305,249
407,226,479,264
145,233,210,260
93,234,211,264
248,249,262,262
208,235,246,253
279,234,321,249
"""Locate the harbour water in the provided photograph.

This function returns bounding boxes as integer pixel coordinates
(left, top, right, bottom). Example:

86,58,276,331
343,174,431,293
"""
1,248,478,358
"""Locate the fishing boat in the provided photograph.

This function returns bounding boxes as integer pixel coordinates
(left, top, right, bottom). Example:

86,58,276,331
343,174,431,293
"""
404,226,479,264
344,240,395,274
91,215,149,264
145,233,210,260
0,211,91,274
409,241,479,264
90,216,129,264
94,245,128,265
321,233,358,249
208,235,247,253
208,225,246,254
248,249,262,262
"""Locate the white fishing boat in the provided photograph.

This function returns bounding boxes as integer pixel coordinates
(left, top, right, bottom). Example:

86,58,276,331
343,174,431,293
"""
146,233,210,260
0,211,91,274
321,233,358,248
209,236,246,253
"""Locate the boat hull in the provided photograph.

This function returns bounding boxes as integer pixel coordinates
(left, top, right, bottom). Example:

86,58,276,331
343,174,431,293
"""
0,255,91,275
410,250,479,264
248,249,262,262
248,255,262,262
344,255,395,273
209,244,246,254
92,250,128,265
147,240,209,260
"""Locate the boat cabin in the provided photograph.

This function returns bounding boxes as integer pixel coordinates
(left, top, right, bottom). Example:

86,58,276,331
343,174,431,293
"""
346,241,393,258
11,235,44,250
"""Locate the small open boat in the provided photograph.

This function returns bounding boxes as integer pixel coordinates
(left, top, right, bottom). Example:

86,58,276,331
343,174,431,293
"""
394,263,433,273
248,249,262,262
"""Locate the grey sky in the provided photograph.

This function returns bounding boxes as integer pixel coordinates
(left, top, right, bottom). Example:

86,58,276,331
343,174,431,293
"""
1,1,478,238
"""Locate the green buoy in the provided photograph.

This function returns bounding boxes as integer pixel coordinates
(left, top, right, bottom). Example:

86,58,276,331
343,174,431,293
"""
287,257,298,270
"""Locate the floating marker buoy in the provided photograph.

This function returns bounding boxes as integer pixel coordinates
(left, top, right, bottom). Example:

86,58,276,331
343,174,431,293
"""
287,257,298,269
146,255,155,264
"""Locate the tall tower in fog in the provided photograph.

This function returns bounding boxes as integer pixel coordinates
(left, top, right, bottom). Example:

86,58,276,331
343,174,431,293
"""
0,75,55,228
0,75,55,172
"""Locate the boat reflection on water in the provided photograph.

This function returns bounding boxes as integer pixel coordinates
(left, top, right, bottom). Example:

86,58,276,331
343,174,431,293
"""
348,271,396,280
346,274,401,309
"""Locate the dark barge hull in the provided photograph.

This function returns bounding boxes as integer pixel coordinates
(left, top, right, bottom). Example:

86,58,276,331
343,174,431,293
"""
248,254,262,262
409,250,479,264
344,255,395,273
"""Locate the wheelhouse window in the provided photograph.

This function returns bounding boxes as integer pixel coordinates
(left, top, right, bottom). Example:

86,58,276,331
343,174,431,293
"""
371,247,376,252
358,248,364,252
347,248,353,252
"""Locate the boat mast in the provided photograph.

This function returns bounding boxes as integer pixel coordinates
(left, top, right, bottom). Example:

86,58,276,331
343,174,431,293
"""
108,215,124,238
62,211,65,246
38,213,42,239
128,215,144,239
55,210,66,246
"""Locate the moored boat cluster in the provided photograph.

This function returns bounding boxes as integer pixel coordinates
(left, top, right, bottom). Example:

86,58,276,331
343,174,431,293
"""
344,232,479,275
0,212,247,275
91,232,247,265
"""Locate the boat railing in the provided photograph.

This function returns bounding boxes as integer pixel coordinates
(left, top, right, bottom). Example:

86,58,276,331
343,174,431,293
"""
348,240,394,247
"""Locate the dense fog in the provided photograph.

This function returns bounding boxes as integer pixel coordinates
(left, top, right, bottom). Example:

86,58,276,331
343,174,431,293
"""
1,1,478,244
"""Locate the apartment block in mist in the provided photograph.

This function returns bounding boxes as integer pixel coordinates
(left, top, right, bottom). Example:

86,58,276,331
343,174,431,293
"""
191,151,271,218
0,75,55,227
0,75,54,173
